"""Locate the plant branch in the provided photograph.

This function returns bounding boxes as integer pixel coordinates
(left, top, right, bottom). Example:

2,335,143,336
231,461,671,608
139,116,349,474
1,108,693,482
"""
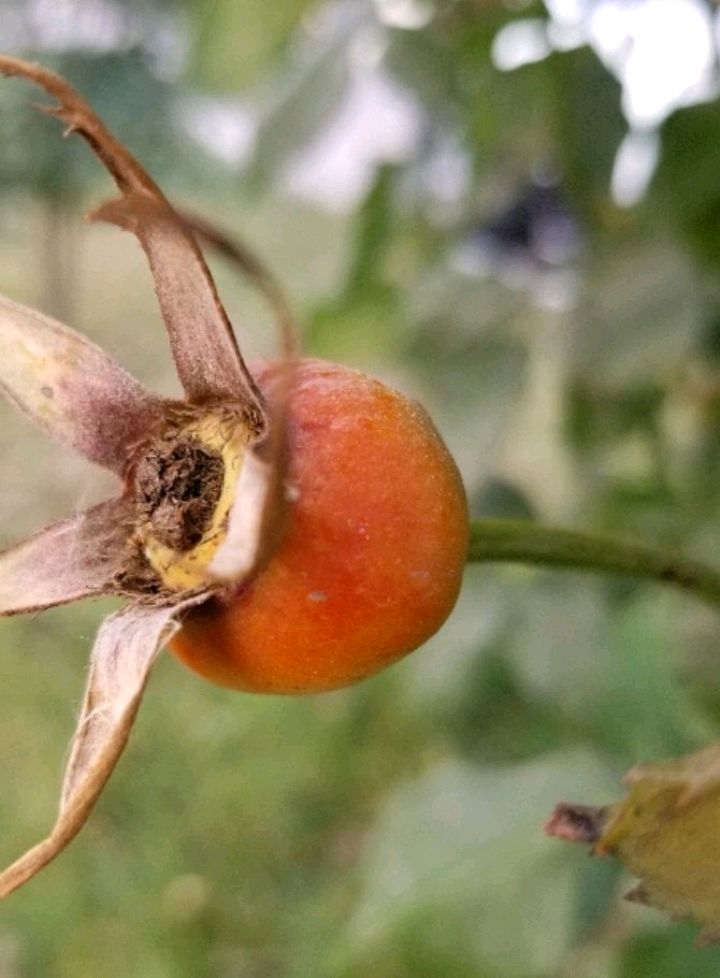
468,520,720,608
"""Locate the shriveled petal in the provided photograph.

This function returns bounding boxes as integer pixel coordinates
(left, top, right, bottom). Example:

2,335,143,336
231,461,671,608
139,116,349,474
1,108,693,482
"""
0,595,204,898
0,57,264,416
0,294,160,472
0,496,136,616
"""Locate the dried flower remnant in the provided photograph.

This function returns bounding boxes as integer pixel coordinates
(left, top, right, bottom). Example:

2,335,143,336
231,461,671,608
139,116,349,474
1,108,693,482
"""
0,56,469,897
0,56,292,897
545,744,720,946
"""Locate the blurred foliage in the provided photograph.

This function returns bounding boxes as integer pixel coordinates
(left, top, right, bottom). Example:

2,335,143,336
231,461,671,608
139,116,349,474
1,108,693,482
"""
189,0,315,92
0,50,174,200
2,0,720,976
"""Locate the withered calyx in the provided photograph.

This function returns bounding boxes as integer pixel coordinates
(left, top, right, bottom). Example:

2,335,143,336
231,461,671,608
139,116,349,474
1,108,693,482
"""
0,55,293,898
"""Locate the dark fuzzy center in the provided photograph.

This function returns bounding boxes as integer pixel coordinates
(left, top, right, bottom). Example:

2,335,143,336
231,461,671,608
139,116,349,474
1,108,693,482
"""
134,437,225,551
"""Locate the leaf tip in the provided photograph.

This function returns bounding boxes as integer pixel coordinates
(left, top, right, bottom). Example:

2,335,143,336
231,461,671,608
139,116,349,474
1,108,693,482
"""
544,802,610,847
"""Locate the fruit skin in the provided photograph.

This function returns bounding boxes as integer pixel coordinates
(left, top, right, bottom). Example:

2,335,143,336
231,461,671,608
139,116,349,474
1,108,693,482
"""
170,359,469,693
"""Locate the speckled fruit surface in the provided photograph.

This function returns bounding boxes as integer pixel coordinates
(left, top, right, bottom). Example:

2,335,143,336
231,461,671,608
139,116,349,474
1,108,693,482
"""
171,359,469,693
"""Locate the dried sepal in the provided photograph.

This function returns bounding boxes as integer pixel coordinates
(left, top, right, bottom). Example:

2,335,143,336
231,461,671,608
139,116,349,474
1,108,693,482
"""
0,293,160,472
546,743,720,945
0,497,137,616
0,596,203,898
0,56,265,417
90,195,265,423
210,442,287,582
186,214,298,583
0,58,306,898
208,351,293,586
176,214,299,583
91,202,305,579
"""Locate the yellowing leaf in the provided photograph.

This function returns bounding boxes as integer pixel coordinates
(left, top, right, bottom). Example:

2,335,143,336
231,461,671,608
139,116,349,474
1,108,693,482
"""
546,744,720,946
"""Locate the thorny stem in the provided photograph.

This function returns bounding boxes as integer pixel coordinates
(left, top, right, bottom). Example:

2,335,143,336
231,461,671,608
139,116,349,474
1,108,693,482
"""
467,519,720,609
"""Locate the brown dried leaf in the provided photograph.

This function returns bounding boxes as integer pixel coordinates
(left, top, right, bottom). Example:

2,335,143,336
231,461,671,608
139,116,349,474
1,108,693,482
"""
546,743,720,945
0,596,204,898
0,293,160,472
0,56,265,416
0,497,136,615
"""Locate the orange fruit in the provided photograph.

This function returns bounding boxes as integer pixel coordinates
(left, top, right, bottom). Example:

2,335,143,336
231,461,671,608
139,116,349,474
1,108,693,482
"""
171,359,468,693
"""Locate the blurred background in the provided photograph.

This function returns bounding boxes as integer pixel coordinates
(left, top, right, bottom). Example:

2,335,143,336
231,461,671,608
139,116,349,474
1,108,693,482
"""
1,0,720,974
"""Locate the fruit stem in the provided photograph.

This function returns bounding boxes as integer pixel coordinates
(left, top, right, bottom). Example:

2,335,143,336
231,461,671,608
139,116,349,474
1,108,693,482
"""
468,520,720,607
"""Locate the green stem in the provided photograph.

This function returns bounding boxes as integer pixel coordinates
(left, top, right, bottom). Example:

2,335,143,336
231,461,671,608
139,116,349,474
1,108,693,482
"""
468,520,720,608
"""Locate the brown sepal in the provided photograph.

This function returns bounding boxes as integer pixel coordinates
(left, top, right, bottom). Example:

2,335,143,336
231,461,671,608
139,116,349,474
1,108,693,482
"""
0,293,161,473
0,56,265,416
0,595,205,898
0,496,138,616
183,214,298,582
0,57,307,898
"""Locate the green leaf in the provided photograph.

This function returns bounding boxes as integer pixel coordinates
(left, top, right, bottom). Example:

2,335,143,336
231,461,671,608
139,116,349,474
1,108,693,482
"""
342,163,400,299
246,33,351,187
547,742,720,946
347,750,619,977
546,45,625,221
595,594,707,761
471,478,537,521
570,237,701,385
621,926,720,978
189,0,317,92
650,98,720,269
